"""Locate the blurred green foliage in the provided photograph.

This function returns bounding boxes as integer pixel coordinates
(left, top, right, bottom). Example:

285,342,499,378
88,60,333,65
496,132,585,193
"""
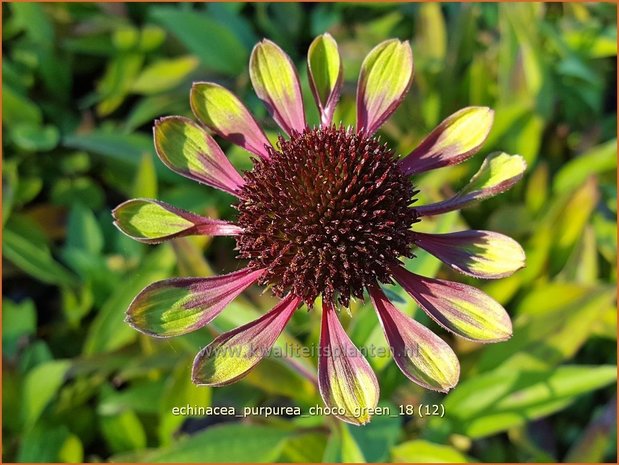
2,2,617,463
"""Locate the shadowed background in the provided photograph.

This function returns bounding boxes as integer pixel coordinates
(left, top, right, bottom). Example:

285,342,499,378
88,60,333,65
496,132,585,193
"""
2,2,617,463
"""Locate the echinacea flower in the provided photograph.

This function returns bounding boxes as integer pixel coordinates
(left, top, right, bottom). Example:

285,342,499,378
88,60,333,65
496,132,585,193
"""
113,34,526,425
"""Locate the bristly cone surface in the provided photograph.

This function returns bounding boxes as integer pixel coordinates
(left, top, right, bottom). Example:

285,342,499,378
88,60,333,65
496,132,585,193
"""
236,126,418,307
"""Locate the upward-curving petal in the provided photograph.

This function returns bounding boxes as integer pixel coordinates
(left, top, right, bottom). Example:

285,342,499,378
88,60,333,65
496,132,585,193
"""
399,107,494,176
391,265,512,343
416,152,527,216
190,82,272,159
369,286,459,392
192,294,302,386
154,116,245,196
113,198,241,244
356,39,413,135
250,39,306,136
125,268,264,337
414,230,526,279
318,301,379,425
307,33,343,127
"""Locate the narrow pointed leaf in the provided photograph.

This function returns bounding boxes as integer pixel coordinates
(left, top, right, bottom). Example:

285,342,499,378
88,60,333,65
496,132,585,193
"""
318,301,379,425
356,39,413,135
192,294,302,386
392,266,512,342
154,116,244,196
415,230,525,279
307,33,343,126
125,268,264,337
190,82,272,159
417,152,527,216
113,198,241,244
250,39,306,135
370,287,459,392
400,107,494,175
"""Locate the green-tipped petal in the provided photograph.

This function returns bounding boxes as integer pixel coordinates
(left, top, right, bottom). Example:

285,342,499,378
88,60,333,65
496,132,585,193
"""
415,230,526,279
392,266,512,343
250,39,306,135
125,268,264,337
356,39,413,135
400,107,495,175
417,152,527,216
154,116,245,196
190,82,271,159
318,301,380,425
370,287,459,392
308,33,343,126
113,198,241,244
192,294,301,386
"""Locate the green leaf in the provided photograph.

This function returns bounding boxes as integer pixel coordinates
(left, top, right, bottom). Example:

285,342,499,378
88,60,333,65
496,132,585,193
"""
477,284,615,372
2,298,37,359
279,433,328,463
444,365,617,438
100,410,147,453
132,56,199,94
158,360,211,444
96,53,144,116
550,177,599,271
144,424,290,462
323,422,366,463
11,123,59,151
150,8,247,75
350,403,401,462
137,24,166,52
132,153,158,198
22,360,71,428
242,356,316,402
17,424,82,462
10,2,54,43
524,161,548,215
99,380,166,416
559,225,599,283
124,94,179,131
58,433,84,463
112,24,139,50
391,440,469,463
50,176,105,209
3,223,76,286
83,245,175,355
554,139,617,194
66,203,104,255
414,4,447,62
3,85,42,125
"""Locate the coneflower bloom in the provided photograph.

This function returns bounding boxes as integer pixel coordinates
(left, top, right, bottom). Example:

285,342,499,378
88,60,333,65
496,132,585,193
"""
113,34,526,425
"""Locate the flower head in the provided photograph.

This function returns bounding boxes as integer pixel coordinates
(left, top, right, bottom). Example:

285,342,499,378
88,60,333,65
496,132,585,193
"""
113,34,526,425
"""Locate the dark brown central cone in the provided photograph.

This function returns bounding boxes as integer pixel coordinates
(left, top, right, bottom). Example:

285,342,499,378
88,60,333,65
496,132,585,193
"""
236,126,418,307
